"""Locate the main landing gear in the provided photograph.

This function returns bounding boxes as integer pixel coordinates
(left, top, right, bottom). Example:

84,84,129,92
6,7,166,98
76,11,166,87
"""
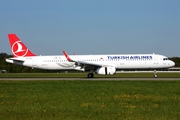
87,73,94,78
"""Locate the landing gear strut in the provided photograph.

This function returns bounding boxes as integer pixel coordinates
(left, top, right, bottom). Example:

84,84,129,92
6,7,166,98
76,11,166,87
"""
87,73,94,78
154,70,158,78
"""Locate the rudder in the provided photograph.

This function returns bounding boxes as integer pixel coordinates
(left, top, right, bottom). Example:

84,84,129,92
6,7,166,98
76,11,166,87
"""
8,34,36,57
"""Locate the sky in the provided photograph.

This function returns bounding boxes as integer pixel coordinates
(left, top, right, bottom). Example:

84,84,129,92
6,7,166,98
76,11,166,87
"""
0,0,180,57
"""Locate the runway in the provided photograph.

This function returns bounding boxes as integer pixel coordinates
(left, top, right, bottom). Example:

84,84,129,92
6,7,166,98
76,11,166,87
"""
0,78,180,81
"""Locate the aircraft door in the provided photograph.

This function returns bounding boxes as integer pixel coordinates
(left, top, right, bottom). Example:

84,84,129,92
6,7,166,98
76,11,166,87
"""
154,55,159,64
32,58,37,68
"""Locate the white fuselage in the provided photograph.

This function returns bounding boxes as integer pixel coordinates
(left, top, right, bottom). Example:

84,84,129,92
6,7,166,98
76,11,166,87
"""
6,54,175,71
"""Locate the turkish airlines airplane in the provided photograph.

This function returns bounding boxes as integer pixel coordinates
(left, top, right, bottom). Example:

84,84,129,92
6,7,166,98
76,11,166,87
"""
6,34,175,78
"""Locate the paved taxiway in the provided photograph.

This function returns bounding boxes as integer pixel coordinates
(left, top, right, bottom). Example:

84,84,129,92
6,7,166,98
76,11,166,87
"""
0,78,180,81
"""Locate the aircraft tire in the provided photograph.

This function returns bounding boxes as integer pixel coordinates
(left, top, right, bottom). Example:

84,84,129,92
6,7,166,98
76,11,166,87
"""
154,74,158,78
87,73,94,78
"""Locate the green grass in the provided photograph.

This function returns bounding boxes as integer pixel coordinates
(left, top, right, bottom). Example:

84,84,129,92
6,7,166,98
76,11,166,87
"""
0,72,180,78
0,80,180,120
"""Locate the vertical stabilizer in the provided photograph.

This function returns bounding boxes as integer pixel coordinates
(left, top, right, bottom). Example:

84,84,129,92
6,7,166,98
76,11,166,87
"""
8,34,36,57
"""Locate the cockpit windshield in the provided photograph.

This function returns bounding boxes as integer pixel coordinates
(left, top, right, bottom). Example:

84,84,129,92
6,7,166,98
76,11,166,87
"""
163,58,168,60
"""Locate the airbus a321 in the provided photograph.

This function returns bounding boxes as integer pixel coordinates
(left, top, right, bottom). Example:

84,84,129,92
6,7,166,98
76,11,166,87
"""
6,34,175,78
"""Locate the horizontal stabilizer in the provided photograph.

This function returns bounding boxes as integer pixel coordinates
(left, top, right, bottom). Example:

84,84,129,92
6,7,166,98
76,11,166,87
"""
6,58,25,64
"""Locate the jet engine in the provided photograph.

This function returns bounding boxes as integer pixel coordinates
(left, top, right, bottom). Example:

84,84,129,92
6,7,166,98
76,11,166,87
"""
96,67,116,75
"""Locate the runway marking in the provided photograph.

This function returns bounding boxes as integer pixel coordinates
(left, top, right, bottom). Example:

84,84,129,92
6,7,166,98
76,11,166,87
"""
0,78,180,81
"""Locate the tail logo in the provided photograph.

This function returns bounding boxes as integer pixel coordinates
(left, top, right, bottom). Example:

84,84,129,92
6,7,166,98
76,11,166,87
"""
12,41,28,57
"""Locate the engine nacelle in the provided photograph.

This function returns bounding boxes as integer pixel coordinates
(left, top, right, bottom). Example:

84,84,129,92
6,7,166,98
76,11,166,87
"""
96,67,116,75
74,66,85,72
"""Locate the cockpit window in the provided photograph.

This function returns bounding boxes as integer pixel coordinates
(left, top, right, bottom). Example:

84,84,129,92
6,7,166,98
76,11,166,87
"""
163,58,168,60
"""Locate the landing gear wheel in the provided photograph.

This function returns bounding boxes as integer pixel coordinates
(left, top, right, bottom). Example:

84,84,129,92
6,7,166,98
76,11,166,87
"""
154,74,158,78
87,73,94,78
154,70,158,78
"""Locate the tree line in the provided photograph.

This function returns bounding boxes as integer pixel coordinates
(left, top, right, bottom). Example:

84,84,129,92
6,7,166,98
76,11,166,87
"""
0,52,180,73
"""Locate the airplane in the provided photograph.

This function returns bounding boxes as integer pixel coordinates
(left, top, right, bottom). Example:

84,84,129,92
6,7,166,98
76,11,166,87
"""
6,34,175,78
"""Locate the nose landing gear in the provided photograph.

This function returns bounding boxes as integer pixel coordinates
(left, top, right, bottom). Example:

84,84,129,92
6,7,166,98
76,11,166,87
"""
154,70,158,78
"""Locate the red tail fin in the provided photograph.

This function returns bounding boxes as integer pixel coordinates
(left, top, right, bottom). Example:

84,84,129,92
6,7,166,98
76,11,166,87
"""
8,34,36,57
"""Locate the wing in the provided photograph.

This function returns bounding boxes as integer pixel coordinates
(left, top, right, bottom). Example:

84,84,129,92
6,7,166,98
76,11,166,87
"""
63,51,104,70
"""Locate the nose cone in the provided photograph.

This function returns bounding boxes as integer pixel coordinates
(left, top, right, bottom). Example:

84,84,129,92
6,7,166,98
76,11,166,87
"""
169,60,175,67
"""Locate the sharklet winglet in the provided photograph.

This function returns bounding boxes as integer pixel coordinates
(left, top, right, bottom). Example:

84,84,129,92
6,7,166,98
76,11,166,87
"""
63,51,74,62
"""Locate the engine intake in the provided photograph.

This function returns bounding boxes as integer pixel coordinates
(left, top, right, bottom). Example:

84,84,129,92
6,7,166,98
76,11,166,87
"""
96,67,116,75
